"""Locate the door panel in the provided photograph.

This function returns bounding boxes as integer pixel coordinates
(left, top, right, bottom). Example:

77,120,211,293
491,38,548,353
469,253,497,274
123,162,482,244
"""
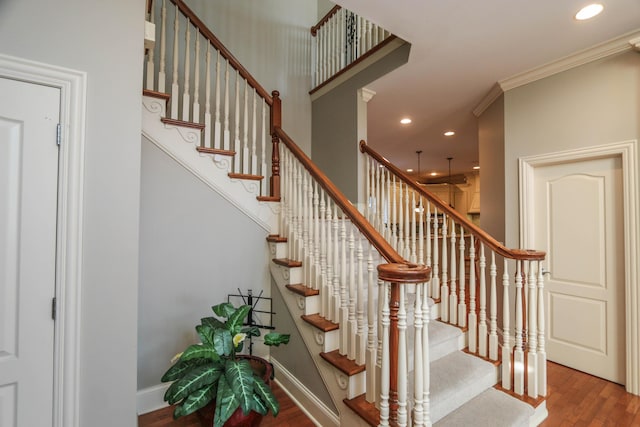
0,77,60,427
534,156,624,384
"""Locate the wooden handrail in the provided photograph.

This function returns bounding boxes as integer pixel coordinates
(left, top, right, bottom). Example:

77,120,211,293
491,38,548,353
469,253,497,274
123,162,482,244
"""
275,128,408,265
311,5,342,36
170,0,273,105
359,140,545,261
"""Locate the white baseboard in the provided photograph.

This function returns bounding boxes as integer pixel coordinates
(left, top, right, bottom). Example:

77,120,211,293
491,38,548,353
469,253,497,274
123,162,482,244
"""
270,357,340,427
137,383,170,415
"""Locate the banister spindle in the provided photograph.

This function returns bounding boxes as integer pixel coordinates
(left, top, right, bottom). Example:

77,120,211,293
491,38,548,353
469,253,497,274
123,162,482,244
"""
431,207,440,299
260,101,267,194
213,50,221,149
397,283,408,427
417,197,424,265
251,90,257,175
145,1,156,90
181,19,190,122
347,229,356,360
468,235,477,352
501,258,512,390
242,81,249,175
339,215,348,356
410,192,417,263
158,0,167,93
514,260,524,395
366,247,376,402
204,45,212,148
478,244,487,357
192,31,200,125
537,263,547,396
449,218,458,325
332,204,340,323
458,223,466,327
379,280,390,427
325,196,334,320
403,185,410,259
413,283,425,427
223,61,230,151
233,73,240,173
527,260,538,398
489,251,498,361
312,182,320,290
391,175,397,251
441,215,449,322
170,4,179,118
356,240,365,365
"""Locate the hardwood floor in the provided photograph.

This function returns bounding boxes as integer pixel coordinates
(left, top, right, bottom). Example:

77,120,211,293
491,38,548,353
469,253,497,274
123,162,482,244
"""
139,362,640,426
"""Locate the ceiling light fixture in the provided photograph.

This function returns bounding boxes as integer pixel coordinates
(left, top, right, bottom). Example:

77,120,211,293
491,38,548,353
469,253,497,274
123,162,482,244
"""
406,168,414,172
400,118,412,124
575,3,603,20
430,172,437,176
473,165,480,170
444,131,455,136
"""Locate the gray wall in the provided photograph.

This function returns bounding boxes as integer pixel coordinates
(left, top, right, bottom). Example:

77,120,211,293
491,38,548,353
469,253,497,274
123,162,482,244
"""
0,1,143,426
312,42,411,201
138,138,271,389
503,50,640,248
186,0,316,153
478,94,505,244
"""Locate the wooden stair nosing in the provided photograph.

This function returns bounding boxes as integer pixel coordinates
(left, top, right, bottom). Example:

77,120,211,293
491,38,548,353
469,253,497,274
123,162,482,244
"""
285,284,319,297
160,117,205,131
266,235,287,243
272,258,302,268
257,195,281,202
301,313,339,332
228,172,264,181
195,146,236,156
319,349,365,376
142,89,170,103
343,394,379,427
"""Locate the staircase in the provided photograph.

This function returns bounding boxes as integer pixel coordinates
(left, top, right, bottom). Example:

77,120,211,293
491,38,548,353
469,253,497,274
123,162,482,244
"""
142,1,549,425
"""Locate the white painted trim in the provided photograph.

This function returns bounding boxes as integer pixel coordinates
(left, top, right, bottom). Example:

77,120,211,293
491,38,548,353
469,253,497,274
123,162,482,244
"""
137,383,170,415
474,29,640,116
0,53,87,427
519,140,640,395
270,357,340,427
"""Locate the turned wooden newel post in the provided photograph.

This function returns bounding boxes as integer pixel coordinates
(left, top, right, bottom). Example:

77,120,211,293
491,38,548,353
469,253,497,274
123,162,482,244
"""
378,262,431,425
270,90,282,199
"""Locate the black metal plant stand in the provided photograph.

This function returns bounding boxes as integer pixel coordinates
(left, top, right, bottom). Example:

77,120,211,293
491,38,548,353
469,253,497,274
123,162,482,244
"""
227,289,275,355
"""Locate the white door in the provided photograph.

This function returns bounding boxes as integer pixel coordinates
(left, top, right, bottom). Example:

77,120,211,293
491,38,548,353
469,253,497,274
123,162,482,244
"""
0,77,59,426
532,156,625,384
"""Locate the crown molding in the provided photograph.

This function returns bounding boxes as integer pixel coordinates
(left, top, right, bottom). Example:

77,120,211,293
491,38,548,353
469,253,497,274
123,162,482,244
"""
473,29,640,116
359,87,377,103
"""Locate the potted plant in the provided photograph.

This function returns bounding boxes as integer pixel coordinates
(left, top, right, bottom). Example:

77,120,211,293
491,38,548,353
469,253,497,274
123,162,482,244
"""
161,302,290,427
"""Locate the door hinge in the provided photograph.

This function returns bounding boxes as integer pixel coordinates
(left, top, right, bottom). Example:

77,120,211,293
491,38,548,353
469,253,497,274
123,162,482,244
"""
52,297,57,320
56,123,62,146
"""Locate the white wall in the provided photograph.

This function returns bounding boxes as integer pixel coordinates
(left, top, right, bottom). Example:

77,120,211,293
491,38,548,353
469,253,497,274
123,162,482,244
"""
0,1,143,426
503,50,640,248
185,0,316,154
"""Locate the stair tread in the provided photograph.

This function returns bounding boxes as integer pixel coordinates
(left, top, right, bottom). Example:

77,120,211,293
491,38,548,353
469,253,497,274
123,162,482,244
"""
301,313,339,332
434,388,534,427
160,117,205,130
285,284,319,297
228,172,264,181
429,351,498,423
272,258,302,268
320,349,365,376
196,146,236,156
266,235,287,243
142,89,170,102
257,195,281,202
343,394,378,427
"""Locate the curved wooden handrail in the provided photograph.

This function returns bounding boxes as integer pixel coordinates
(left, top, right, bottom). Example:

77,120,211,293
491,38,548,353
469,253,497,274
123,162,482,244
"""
311,5,342,36
170,0,273,105
359,140,545,261
275,127,409,265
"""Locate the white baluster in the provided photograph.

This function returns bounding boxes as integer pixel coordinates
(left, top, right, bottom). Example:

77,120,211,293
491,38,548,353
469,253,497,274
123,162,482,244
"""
192,32,200,125
251,90,257,175
425,202,431,273
449,218,457,325
233,74,240,173
170,5,179,119
332,205,340,323
537,263,547,396
501,258,512,390
431,207,440,300
356,240,365,365
379,281,390,427
242,81,249,175
468,235,477,353
527,260,538,398
339,216,349,356
260,102,267,194
458,224,466,327
413,283,424,427
295,162,303,261
181,19,190,122
397,283,408,427
376,279,384,406
157,0,166,93
391,175,398,251
397,182,404,254
319,191,327,318
145,1,155,90
404,185,410,259
223,60,230,151
417,197,424,265
441,215,449,322
489,252,498,360
366,247,376,402
302,173,310,285
312,182,320,290
325,197,334,320
478,244,488,357
348,229,356,360
204,45,212,148
514,261,525,395
422,281,432,426
213,50,221,150
410,192,417,263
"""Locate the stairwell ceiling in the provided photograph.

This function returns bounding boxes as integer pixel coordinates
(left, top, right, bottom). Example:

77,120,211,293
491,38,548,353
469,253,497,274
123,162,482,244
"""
334,0,640,178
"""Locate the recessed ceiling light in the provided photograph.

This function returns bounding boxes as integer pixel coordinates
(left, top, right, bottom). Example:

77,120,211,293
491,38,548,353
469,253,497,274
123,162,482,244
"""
444,131,455,136
406,168,414,172
575,3,603,20
430,172,437,176
473,165,480,170
400,118,412,124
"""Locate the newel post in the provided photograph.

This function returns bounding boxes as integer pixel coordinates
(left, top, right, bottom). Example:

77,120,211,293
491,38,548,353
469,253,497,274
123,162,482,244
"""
378,262,431,425
269,90,282,199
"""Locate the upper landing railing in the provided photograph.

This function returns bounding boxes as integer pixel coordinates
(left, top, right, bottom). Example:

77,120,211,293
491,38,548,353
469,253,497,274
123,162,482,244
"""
311,5,395,92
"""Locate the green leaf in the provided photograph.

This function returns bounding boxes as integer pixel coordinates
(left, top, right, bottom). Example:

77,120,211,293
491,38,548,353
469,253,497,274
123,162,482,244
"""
253,377,279,416
173,383,216,418
225,359,255,415
201,316,225,330
212,302,236,319
214,375,240,427
180,343,220,362
241,325,261,337
164,363,222,405
263,332,290,347
196,324,215,346
161,359,207,383
250,394,268,415
227,305,251,335
213,329,233,356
